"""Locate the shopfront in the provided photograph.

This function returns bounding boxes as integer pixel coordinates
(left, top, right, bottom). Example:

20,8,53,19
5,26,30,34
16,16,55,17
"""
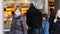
3,0,48,34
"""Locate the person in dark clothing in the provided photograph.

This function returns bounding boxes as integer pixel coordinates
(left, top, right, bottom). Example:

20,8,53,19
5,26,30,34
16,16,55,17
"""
26,3,42,34
49,8,56,34
54,17,60,34
54,9,60,34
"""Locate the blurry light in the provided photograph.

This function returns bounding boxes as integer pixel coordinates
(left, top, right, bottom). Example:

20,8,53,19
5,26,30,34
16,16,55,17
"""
10,1,15,3
21,8,29,10
24,0,30,3
4,11,12,16
6,8,15,11
49,0,54,2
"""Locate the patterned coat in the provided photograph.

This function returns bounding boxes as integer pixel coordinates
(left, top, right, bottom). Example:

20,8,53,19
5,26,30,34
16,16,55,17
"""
9,15,27,34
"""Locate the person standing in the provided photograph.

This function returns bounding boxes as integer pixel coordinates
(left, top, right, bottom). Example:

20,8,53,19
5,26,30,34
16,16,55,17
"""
9,7,27,34
26,3,42,34
54,17,60,34
54,9,60,34
49,8,56,34
42,14,49,34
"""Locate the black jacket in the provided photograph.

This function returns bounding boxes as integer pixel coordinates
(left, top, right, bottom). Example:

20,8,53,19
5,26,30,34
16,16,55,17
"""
54,21,60,34
26,6,42,28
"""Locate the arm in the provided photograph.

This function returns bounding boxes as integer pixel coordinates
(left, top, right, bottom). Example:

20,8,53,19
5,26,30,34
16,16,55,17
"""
9,16,15,34
21,16,27,34
54,14,57,23
26,12,30,26
44,20,49,31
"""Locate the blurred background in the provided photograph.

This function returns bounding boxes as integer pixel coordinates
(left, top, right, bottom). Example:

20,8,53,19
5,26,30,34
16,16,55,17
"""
3,0,55,34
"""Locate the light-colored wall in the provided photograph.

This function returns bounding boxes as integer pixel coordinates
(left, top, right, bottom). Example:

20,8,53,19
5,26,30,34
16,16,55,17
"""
0,0,4,34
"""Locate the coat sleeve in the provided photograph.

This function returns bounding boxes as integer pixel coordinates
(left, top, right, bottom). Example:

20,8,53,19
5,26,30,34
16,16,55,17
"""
44,20,49,34
45,21,49,31
21,16,27,34
9,17,15,34
26,11,30,26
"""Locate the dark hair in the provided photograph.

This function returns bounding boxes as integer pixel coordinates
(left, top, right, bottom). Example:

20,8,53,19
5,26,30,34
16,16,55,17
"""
11,11,15,15
29,3,34,7
57,17,60,20
4,8,6,11
43,14,48,19
29,3,36,10
15,7,22,12
50,8,54,11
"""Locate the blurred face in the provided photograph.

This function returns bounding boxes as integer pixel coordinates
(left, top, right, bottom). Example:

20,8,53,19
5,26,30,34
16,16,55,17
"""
43,17,46,20
15,8,21,16
57,9,60,18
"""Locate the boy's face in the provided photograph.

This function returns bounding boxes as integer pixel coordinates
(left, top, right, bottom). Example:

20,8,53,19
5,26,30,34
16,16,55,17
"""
43,17,46,20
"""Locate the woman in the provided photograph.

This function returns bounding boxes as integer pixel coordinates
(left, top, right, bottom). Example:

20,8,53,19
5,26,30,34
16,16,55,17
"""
54,17,60,34
9,7,27,34
54,9,60,34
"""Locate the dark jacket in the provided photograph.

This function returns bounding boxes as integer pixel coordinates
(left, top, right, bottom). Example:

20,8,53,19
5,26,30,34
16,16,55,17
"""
49,11,55,34
9,15,27,34
54,21,60,34
26,6,42,28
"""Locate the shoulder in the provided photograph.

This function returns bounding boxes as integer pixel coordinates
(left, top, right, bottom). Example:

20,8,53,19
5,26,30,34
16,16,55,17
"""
45,19,49,23
20,15,25,20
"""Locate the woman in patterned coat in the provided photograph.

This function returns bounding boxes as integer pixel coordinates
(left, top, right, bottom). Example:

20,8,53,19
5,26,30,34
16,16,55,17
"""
9,7,27,34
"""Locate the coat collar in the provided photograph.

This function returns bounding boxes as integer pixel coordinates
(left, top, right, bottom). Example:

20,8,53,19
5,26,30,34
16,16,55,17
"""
13,15,23,19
